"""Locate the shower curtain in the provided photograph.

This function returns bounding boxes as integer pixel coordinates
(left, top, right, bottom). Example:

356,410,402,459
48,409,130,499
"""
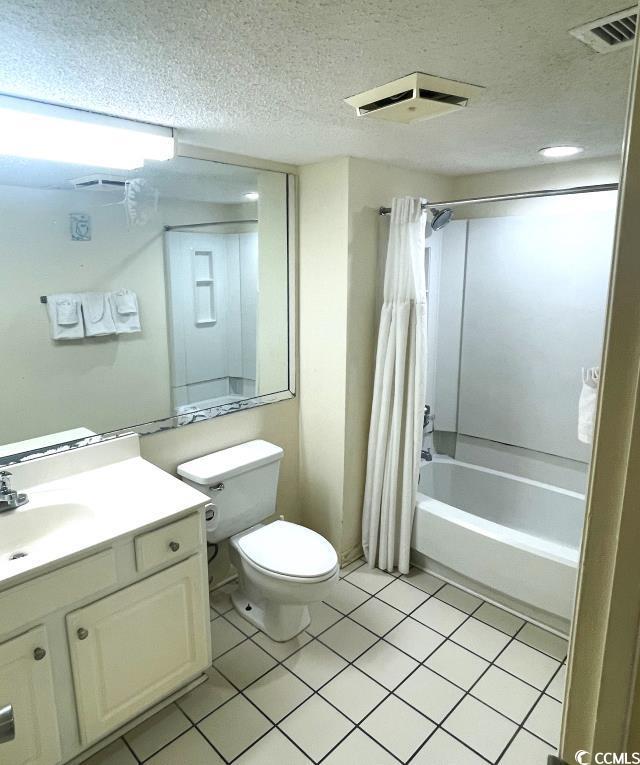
362,197,428,574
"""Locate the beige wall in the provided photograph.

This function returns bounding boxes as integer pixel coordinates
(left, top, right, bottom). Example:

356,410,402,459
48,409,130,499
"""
297,156,452,560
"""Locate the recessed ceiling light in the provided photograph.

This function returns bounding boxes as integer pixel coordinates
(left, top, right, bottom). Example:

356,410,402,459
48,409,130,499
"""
244,191,259,201
538,145,584,159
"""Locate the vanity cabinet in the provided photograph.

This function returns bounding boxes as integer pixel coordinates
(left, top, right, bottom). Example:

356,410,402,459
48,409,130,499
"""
67,554,209,744
0,626,61,765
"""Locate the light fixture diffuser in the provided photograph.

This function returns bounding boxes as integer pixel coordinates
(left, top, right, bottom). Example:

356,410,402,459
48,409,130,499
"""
538,145,584,159
0,95,175,170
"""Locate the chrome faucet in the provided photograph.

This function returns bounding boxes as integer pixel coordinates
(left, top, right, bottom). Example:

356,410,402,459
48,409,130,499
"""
0,471,28,512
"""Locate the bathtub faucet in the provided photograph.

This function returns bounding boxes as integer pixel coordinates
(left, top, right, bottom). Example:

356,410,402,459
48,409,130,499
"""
421,448,433,462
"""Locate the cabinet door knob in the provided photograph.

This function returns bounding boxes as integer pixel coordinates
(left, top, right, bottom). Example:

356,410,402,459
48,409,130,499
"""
77,628,89,640
169,541,180,552
33,647,46,661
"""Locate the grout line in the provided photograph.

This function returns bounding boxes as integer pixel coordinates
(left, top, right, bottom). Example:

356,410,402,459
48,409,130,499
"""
202,567,563,765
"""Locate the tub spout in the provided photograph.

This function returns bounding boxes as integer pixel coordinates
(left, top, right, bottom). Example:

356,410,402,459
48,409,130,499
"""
421,448,433,462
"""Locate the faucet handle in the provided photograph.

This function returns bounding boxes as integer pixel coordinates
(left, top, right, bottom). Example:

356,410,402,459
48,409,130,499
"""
0,471,11,491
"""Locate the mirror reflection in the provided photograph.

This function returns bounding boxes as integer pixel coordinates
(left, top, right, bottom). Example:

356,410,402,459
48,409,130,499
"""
1,156,290,458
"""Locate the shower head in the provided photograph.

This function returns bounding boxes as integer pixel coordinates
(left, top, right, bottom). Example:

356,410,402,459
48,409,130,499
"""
430,207,453,230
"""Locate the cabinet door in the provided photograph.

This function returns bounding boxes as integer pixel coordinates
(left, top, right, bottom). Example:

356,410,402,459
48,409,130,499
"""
67,554,209,745
0,626,61,765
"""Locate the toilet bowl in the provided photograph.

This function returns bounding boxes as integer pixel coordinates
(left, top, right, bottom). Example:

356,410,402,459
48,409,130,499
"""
177,440,339,642
230,520,339,641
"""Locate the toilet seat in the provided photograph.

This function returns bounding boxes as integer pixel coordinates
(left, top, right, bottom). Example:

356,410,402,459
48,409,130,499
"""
235,520,338,581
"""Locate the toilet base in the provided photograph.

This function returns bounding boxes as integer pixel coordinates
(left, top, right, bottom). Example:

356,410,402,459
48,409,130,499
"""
231,590,311,642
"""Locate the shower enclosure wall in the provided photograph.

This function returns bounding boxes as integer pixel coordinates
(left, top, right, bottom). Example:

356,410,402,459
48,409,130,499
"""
413,191,617,633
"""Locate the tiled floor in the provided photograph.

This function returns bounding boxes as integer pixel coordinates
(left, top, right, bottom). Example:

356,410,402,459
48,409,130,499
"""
83,560,566,765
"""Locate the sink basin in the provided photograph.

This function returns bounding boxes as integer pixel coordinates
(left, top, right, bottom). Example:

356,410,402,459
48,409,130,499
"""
0,496,97,563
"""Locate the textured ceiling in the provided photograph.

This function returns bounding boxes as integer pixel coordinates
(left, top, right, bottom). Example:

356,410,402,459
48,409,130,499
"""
0,0,634,175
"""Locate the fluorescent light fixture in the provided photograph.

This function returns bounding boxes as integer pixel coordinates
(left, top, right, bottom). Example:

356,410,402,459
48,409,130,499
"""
0,95,175,170
538,145,584,159
244,191,259,201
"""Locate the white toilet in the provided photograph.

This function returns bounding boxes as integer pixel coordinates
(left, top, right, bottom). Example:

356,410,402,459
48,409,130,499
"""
178,440,339,641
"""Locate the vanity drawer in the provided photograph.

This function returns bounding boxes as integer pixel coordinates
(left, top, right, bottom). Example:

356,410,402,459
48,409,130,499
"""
0,549,117,637
134,512,203,573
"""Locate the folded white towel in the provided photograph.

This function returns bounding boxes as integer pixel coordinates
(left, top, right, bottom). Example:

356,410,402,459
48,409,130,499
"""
109,289,141,334
578,379,598,444
81,292,116,336
46,294,84,340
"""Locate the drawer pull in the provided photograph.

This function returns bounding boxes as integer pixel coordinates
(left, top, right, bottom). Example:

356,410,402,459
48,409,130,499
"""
169,541,180,552
33,647,46,661
77,627,89,640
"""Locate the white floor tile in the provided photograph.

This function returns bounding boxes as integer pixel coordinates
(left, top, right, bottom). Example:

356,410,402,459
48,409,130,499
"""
436,584,482,614
354,640,418,689
319,666,388,722
198,694,272,761
400,568,445,594
224,608,259,636
209,583,237,615
443,696,517,762
210,616,245,659
124,704,191,761
361,694,435,761
322,729,398,764
244,665,313,722
280,695,354,762
252,629,312,661
547,663,567,702
395,665,464,723
176,669,238,722
451,616,511,660
234,728,312,764
284,639,348,689
346,566,395,594
425,640,489,690
474,602,525,636
318,618,378,660
376,579,429,613
323,579,370,614
525,694,563,747
213,640,277,689
412,597,468,636
145,729,225,765
384,617,444,661
339,557,366,577
500,728,556,765
306,601,343,636
349,598,405,636
80,739,137,765
411,729,487,765
517,623,568,661
495,641,560,690
471,666,540,723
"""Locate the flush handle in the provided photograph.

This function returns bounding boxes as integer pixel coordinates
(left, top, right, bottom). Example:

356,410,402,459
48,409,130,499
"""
208,482,224,493
0,704,14,744
169,541,180,552
33,647,46,661
77,628,89,640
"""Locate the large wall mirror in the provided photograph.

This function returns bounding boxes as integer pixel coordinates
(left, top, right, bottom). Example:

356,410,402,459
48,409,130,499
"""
0,153,294,463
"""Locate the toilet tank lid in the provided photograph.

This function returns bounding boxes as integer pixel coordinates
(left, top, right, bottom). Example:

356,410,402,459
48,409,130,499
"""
177,440,284,484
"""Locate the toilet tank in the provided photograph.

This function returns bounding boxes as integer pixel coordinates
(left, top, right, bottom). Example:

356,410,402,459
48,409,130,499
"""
177,440,284,543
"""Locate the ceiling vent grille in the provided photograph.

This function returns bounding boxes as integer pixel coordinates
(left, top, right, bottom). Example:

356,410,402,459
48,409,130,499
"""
570,7,636,53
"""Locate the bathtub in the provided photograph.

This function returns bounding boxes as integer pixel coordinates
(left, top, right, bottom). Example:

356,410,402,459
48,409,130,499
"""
411,457,585,630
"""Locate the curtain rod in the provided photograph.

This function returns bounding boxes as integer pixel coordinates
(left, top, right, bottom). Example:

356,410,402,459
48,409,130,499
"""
378,182,619,215
164,219,258,231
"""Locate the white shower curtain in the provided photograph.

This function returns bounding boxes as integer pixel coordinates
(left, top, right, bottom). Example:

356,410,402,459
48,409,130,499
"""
362,197,428,574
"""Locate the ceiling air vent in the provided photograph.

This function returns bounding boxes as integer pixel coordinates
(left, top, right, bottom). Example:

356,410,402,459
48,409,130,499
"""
570,7,636,53
345,72,483,124
69,174,126,191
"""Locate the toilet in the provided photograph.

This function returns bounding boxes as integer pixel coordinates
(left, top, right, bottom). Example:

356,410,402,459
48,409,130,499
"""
177,440,339,641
